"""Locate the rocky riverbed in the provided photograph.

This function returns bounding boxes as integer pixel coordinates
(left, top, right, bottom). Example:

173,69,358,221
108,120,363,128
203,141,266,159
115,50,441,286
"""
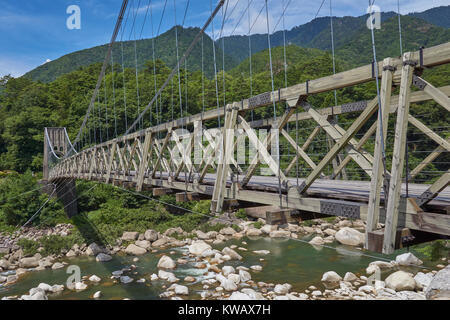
0,216,449,300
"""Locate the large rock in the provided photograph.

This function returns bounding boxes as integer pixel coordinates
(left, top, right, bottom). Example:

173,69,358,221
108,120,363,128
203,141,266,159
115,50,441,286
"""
335,227,365,246
144,229,159,242
125,244,147,255
239,270,252,282
246,228,262,237
414,272,433,290
121,232,139,241
19,257,39,268
343,272,358,282
85,243,104,256
152,238,168,247
219,227,236,236
0,259,10,269
395,252,423,266
274,283,292,295
95,253,112,262
222,266,235,277
269,230,290,238
228,292,252,300
222,247,242,260
385,271,416,292
174,284,189,295
157,255,176,269
135,240,151,250
309,236,324,246
425,265,450,300
188,240,212,256
321,271,342,283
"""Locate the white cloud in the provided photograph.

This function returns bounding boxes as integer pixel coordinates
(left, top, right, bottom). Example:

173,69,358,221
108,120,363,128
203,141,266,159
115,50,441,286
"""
43,59,52,65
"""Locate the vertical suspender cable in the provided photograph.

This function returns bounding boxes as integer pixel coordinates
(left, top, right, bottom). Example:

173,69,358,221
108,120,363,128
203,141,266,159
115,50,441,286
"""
210,0,222,128
265,0,281,206
111,50,118,137
330,0,338,114
248,0,253,122
397,0,403,56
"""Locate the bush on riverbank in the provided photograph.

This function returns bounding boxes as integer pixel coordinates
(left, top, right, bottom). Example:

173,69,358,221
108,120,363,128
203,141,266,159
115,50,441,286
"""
0,171,66,231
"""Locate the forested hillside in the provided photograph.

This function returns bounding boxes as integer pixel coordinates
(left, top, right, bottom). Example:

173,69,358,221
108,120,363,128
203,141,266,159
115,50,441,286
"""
23,6,450,83
24,27,238,83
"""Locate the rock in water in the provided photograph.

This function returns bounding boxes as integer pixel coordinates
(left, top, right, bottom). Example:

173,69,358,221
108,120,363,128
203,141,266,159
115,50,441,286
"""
385,271,416,292
89,275,101,282
74,282,88,291
425,265,450,300
188,240,212,256
157,255,176,269
334,227,365,246
125,244,147,255
222,247,243,260
321,271,342,283
414,272,433,290
93,291,102,299
343,272,358,282
239,270,252,282
222,266,235,277
120,276,134,284
228,292,252,300
174,285,189,295
19,257,39,268
274,283,292,295
395,252,423,266
96,253,112,262
309,236,324,246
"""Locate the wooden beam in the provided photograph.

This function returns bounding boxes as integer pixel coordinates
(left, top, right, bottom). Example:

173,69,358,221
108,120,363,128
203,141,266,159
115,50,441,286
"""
383,53,415,254
408,115,450,151
414,76,450,112
365,57,395,249
297,96,379,194
409,141,449,179
136,130,152,191
211,103,238,213
415,169,450,207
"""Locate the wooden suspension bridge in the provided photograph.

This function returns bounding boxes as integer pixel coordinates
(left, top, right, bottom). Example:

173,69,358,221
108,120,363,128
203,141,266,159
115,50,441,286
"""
42,39,450,255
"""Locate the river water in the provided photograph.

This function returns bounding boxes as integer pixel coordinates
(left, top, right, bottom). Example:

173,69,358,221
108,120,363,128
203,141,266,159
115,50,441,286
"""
0,235,441,300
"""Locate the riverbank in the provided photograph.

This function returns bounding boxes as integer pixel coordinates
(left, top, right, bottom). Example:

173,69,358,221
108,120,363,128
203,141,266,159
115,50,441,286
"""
1,214,449,300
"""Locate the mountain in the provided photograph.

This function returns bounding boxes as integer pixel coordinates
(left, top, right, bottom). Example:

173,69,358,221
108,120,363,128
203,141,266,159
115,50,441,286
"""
336,15,450,66
24,27,238,83
409,5,450,28
23,6,450,83
218,8,450,65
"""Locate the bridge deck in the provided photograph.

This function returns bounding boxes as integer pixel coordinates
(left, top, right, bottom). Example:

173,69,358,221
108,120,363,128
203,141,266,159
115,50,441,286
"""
152,172,450,207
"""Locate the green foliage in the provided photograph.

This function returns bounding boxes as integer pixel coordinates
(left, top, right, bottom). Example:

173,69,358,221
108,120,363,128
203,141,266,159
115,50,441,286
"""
252,221,264,229
0,171,65,230
17,238,40,256
415,240,449,261
235,208,248,220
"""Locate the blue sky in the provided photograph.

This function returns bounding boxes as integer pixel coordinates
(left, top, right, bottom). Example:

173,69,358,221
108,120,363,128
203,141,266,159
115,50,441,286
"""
1,0,448,78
